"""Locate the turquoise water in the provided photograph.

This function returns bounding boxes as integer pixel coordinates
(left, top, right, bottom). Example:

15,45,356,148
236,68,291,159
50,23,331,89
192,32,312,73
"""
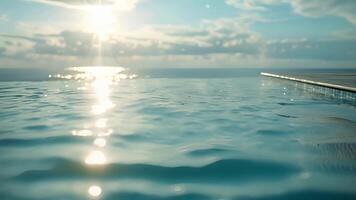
0,70,356,200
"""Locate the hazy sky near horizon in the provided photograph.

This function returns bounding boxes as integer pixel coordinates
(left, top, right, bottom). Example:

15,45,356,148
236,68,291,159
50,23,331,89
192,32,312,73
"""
0,0,356,69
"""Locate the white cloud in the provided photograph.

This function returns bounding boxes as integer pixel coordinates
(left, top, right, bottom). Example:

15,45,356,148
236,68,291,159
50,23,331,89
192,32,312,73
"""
225,0,356,24
225,0,280,10
3,26,356,68
2,15,356,69
289,0,356,24
0,16,266,70
27,0,144,11
0,35,36,58
0,14,8,22
266,37,356,61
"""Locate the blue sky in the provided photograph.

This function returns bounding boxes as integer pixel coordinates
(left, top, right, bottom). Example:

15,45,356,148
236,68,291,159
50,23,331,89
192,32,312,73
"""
0,0,356,69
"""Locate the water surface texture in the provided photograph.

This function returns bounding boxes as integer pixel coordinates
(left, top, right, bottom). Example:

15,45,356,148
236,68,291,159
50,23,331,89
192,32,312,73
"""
0,68,356,200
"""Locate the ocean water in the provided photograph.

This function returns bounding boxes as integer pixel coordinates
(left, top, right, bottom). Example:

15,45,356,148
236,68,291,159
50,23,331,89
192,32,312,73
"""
0,68,356,200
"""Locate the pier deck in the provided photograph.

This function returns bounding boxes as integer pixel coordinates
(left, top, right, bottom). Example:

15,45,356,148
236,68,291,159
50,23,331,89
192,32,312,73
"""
261,72,356,93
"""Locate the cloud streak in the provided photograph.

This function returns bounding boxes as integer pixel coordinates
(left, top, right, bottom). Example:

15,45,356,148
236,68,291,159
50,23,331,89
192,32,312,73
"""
266,38,356,61
225,0,356,24
27,0,144,11
0,14,8,22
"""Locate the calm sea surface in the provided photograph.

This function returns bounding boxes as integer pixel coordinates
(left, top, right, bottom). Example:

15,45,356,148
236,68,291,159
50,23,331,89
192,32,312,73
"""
0,68,356,200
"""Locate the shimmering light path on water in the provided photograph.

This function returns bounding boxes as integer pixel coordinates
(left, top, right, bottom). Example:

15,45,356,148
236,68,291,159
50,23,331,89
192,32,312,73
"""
0,68,355,200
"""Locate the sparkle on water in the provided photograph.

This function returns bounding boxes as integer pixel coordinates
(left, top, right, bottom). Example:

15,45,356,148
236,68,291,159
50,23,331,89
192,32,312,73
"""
70,67,126,167
94,138,107,147
2,68,356,200
88,185,102,197
95,118,108,129
71,129,93,137
56,67,134,174
85,150,107,165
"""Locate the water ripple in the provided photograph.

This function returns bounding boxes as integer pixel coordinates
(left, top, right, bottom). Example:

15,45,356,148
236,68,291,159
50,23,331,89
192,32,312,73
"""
106,192,213,200
14,158,301,183
233,190,356,200
0,136,88,147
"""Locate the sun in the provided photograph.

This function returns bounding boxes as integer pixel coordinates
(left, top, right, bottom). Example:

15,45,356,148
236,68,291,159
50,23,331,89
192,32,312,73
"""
85,5,115,41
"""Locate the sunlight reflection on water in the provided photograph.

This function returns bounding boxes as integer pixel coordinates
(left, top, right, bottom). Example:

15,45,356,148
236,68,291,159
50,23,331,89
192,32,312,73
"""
2,68,355,199
95,118,107,129
85,150,107,165
60,66,137,197
94,138,107,147
88,185,102,197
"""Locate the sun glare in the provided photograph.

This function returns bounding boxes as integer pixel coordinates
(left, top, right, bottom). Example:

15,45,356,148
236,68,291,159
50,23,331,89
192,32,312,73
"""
85,150,107,165
85,5,115,41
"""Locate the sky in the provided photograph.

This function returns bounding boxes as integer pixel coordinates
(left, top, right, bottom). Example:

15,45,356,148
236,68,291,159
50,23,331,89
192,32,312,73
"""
0,0,356,69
